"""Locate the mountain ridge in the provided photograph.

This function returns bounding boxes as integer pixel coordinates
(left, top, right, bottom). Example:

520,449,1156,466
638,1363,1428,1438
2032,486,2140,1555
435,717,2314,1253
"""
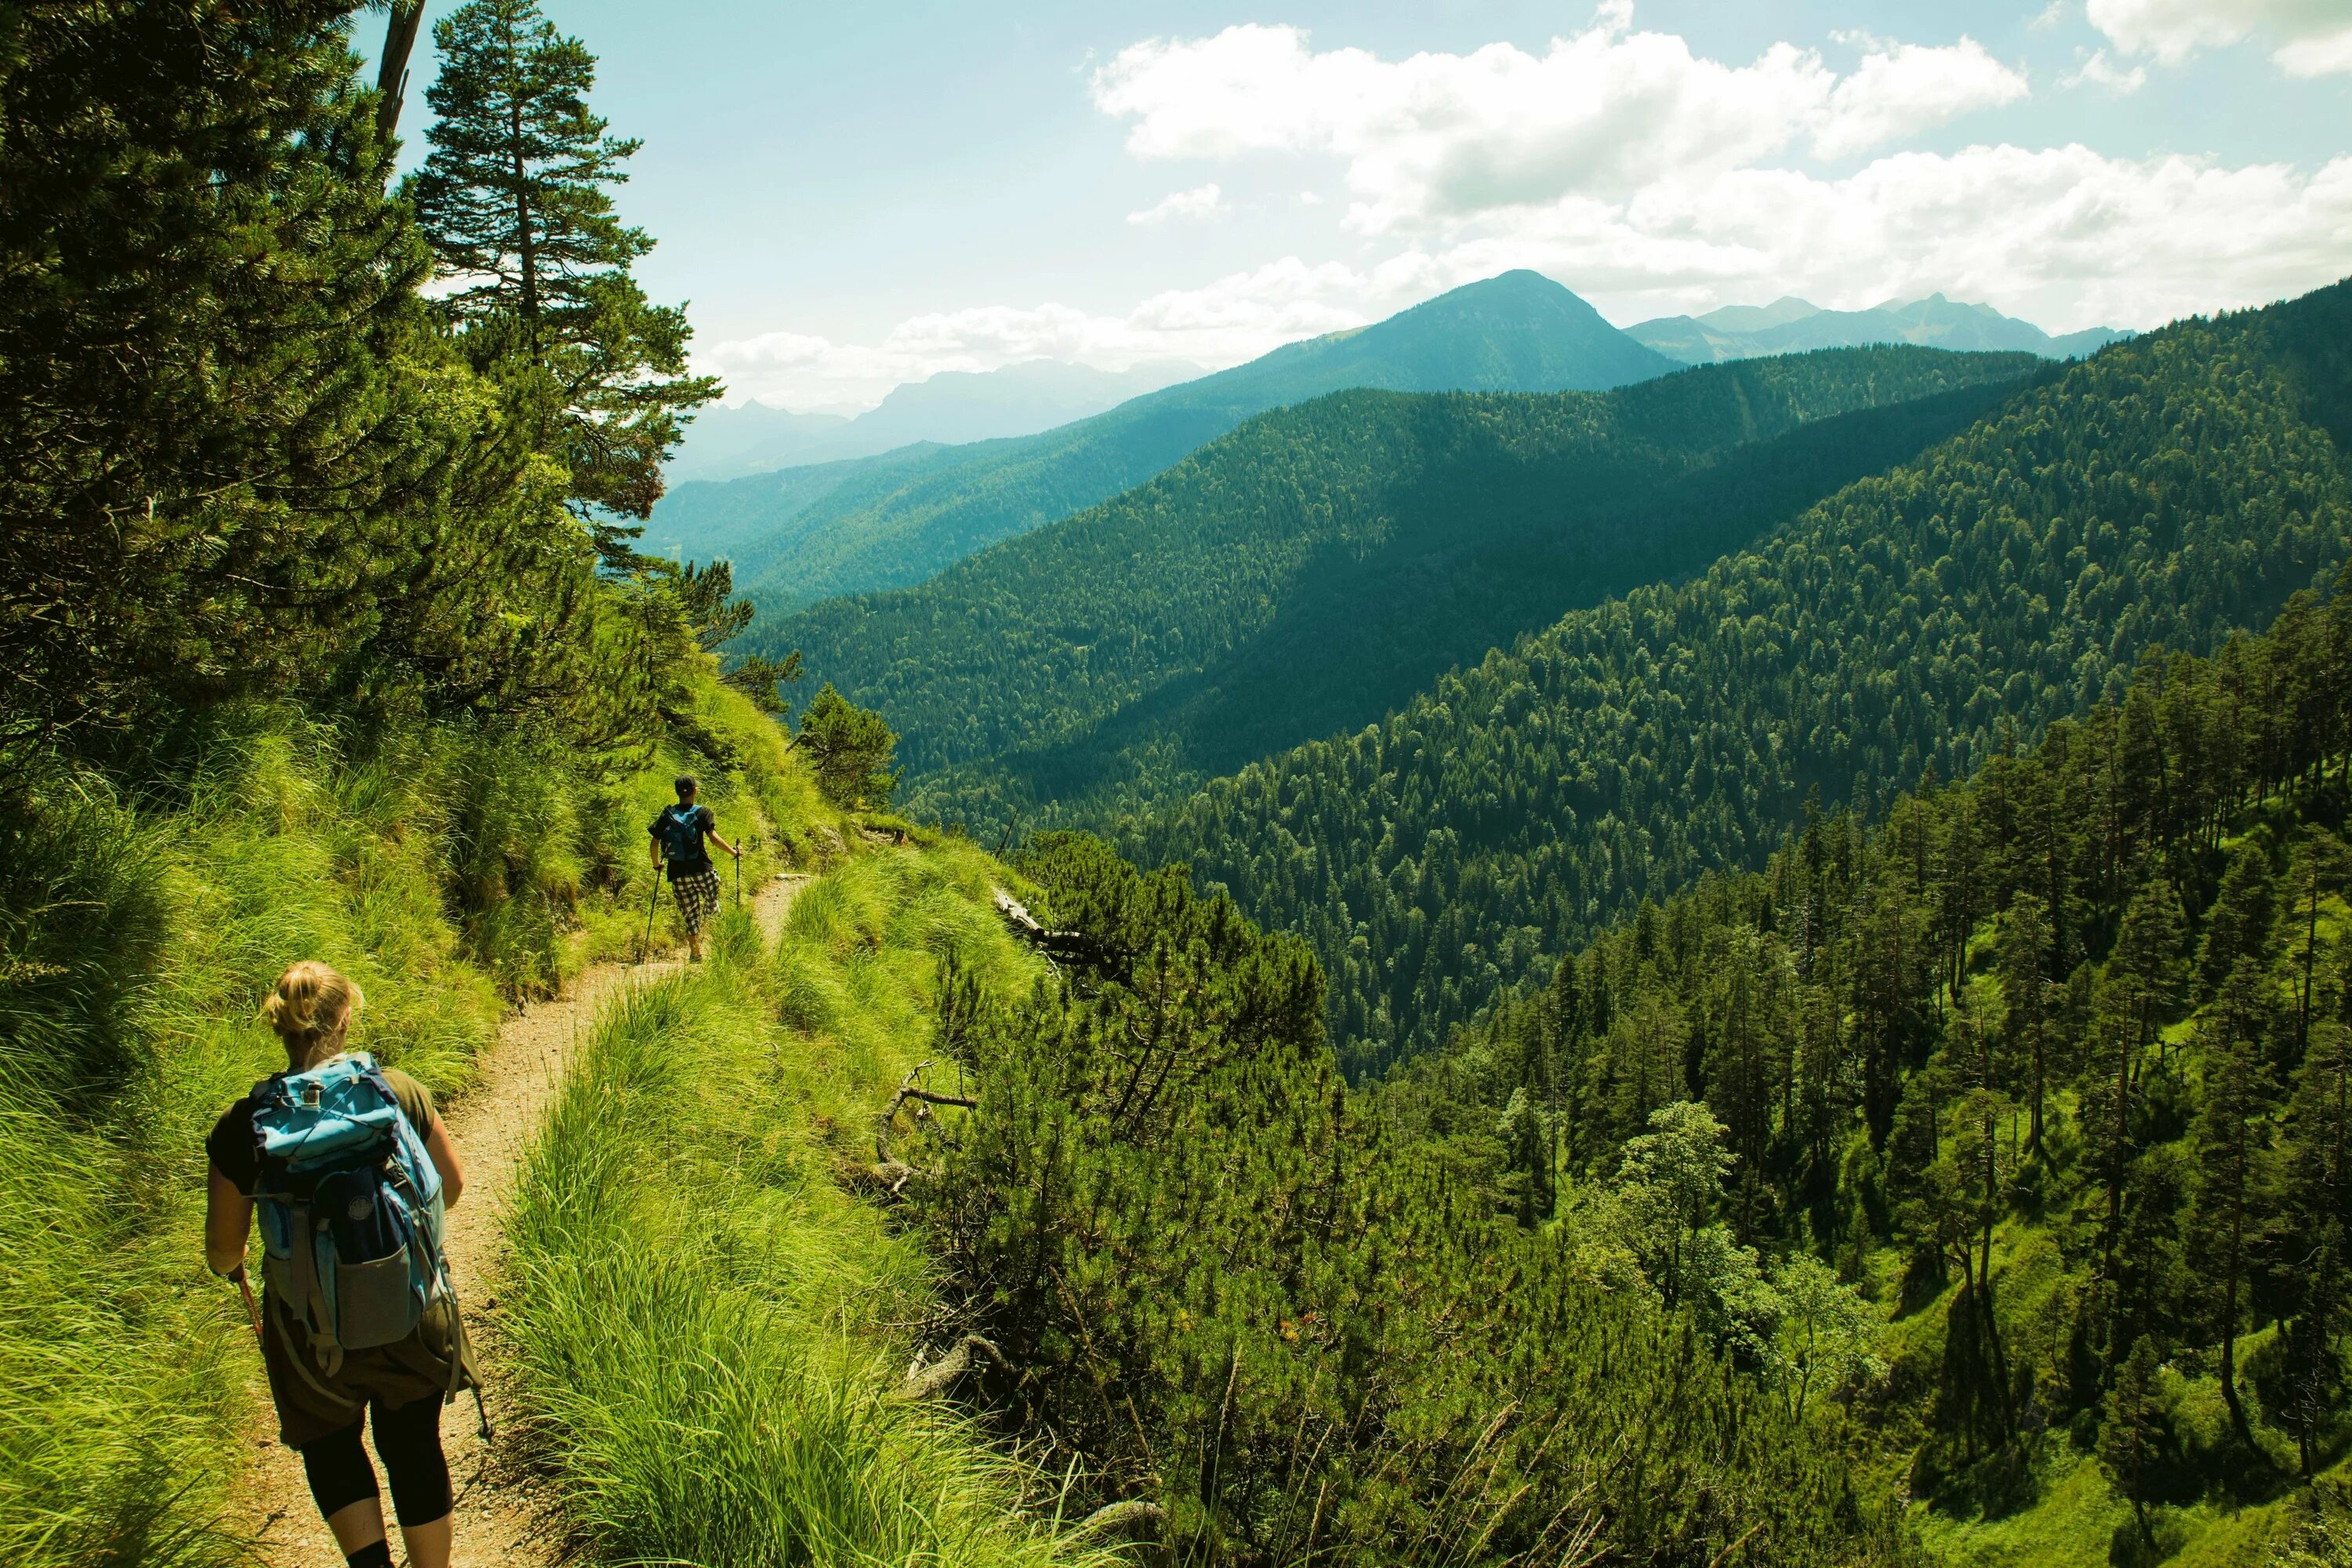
768,346,2044,826
666,270,1680,608
1629,292,2129,365
662,357,1202,486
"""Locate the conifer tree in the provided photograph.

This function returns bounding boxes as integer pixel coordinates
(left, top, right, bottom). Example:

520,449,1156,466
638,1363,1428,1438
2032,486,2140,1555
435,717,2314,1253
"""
0,0,424,768
2099,1336,2169,1550
2188,960,2279,1454
1998,895,2058,1154
412,0,718,561
2279,829,2350,1058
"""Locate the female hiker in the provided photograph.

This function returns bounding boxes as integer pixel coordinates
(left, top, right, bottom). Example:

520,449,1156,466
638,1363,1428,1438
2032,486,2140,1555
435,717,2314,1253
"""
205,961,473,1568
648,773,742,962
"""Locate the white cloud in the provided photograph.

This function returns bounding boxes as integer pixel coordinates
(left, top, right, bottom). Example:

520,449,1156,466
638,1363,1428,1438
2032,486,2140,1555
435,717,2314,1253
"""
2030,2,2069,32
1816,38,2033,160
1414,147,2352,336
2061,48,2150,91
1127,182,1227,225
2087,0,2352,74
702,7,2352,415
1090,20,2026,233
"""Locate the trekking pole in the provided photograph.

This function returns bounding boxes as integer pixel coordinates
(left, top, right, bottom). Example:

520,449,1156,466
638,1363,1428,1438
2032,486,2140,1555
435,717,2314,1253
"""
642,866,661,964
230,1266,263,1347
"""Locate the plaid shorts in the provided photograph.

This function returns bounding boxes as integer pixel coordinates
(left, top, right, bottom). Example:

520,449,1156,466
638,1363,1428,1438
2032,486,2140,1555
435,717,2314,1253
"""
670,864,723,935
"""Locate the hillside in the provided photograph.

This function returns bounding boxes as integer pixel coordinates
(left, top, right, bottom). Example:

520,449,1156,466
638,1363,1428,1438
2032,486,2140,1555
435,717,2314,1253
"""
1631,294,2129,365
1131,278,2352,1076
681,270,1679,612
779,347,2041,818
1417,582,2352,1563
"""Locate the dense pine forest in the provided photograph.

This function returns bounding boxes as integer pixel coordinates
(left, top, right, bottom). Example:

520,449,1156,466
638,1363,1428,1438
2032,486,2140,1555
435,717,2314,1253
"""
1133,281,2352,1076
785,347,2037,819
1424,577,2352,1559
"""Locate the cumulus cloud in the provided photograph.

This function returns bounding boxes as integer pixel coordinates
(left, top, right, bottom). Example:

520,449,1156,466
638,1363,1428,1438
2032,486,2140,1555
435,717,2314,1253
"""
1090,18,2026,231
2087,0,2352,75
1415,147,2352,335
1127,182,1228,225
699,6,2352,414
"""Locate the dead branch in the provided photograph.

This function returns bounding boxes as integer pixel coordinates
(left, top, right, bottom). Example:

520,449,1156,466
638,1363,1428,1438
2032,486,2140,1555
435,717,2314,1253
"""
902,1334,1006,1400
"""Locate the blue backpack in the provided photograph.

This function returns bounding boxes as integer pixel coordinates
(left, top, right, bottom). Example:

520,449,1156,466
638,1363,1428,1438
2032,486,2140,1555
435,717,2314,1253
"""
655,804,705,865
250,1052,458,1378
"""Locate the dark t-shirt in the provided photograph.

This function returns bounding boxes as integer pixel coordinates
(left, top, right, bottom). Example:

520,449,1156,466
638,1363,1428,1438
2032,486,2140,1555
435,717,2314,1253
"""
649,803,716,877
206,1064,436,1196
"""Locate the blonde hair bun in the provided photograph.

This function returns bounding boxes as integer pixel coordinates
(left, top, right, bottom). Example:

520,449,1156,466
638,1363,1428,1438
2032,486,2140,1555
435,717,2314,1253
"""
261,960,365,1068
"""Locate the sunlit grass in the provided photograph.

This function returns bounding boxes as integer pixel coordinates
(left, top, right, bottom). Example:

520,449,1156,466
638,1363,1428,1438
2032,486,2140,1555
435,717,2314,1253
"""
501,847,1115,1568
0,692,837,1565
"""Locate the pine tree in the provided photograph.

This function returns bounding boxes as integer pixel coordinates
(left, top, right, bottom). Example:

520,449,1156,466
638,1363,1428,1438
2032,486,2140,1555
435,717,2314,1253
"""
412,0,718,559
2188,959,2279,1455
1998,894,2058,1155
2099,1336,2169,1549
2279,829,2350,1060
0,1,424,768
797,684,901,809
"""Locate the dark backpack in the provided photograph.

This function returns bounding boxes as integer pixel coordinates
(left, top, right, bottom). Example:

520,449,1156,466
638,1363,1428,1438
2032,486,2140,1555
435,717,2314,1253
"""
655,804,704,864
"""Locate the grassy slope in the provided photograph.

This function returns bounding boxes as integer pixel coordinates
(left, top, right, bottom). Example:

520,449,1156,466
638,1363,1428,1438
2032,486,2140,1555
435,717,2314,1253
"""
0,677,833,1564
502,844,1116,1566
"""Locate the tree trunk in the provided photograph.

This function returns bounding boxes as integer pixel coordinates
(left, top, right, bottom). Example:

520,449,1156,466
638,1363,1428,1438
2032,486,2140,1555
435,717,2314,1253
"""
509,104,539,361
374,1,427,140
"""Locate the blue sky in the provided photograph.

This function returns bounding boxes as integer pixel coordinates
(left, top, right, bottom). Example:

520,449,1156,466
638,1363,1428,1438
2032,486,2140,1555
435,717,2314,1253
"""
376,2,2352,410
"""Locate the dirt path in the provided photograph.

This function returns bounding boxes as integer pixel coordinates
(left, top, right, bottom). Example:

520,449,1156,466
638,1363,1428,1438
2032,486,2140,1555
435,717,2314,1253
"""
238,873,809,1566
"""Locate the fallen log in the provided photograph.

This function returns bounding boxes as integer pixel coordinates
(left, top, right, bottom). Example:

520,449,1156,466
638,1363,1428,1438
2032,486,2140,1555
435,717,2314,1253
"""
1076,1499,1166,1539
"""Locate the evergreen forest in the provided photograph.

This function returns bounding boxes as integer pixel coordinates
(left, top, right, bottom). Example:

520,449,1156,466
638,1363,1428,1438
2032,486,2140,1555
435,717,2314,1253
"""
1132,282,2352,1074
784,347,2038,821
2,4,2348,1566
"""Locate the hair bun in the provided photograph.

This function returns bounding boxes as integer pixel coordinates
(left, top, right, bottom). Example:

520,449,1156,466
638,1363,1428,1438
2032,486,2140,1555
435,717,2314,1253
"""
260,960,364,1066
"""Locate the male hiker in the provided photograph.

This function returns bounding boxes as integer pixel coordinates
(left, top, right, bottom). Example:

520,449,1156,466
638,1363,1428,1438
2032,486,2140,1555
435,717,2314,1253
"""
648,775,742,961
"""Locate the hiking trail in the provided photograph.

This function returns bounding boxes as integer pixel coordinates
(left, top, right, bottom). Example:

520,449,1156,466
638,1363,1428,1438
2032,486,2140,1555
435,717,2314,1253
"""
235,871,810,1566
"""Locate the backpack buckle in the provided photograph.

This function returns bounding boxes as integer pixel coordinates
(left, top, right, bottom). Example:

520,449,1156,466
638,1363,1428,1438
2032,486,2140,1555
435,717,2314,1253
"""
302,1083,323,1109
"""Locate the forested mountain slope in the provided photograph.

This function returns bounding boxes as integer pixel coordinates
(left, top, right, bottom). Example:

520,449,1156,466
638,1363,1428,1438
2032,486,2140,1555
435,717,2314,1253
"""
1131,279,2352,1076
780,347,2039,818
1424,583,2352,1561
688,270,1678,612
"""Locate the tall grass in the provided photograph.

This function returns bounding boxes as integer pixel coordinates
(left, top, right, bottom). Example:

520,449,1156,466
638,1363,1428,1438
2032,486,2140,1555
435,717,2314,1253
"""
0,691,834,1565
501,845,1109,1568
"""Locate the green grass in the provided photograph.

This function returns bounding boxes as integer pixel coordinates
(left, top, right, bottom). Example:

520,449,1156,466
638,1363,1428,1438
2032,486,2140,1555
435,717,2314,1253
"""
0,689,840,1566
501,844,1112,1568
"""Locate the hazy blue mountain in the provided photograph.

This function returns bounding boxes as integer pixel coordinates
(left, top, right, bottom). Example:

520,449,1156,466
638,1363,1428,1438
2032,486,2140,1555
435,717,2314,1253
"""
664,270,1682,608
665,359,1200,484
1628,293,2129,365
664,401,856,484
